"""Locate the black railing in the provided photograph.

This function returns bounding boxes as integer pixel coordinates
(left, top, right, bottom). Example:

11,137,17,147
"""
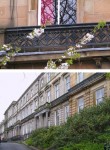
4,22,110,53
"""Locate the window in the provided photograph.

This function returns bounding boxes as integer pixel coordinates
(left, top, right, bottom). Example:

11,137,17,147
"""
47,73,51,82
30,103,33,113
55,109,61,125
77,73,84,83
38,0,76,25
47,90,51,103
55,83,60,98
40,95,44,106
96,88,104,105
41,78,44,88
65,76,70,91
31,89,33,97
26,93,28,101
36,100,39,108
23,96,26,105
78,97,84,112
65,105,69,122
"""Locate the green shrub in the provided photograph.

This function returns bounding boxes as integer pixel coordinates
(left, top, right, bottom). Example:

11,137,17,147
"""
58,142,104,150
25,138,33,146
25,98,110,150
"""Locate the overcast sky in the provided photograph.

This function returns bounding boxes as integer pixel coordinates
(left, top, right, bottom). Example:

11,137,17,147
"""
0,71,40,122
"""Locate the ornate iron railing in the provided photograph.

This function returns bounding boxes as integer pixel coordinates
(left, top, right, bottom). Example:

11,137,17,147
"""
4,22,110,53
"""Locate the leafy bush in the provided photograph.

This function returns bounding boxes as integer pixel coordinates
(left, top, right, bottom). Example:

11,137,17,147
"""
26,98,110,150
58,142,104,150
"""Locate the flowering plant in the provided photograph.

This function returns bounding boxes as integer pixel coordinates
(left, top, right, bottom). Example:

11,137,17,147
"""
0,44,20,67
0,21,106,68
45,21,106,69
27,28,44,39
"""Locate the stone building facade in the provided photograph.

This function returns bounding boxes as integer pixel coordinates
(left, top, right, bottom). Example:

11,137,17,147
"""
0,0,110,69
0,120,5,140
0,72,109,141
0,0,110,28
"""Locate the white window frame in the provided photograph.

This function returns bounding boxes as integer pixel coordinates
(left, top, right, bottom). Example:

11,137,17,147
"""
36,99,39,109
55,83,60,99
65,76,70,92
78,97,84,112
47,90,51,103
96,88,104,105
31,89,33,97
41,78,44,88
77,73,84,83
40,95,44,106
47,73,51,82
64,105,69,122
55,109,61,126
26,93,28,101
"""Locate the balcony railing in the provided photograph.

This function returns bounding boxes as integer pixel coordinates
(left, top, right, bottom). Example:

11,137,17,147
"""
4,22,110,53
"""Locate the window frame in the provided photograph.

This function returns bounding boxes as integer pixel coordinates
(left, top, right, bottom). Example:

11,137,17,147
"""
77,73,84,83
78,97,84,113
96,87,104,105
65,75,70,92
64,105,69,122
55,83,60,99
47,73,51,82
46,90,51,103
38,0,77,25
55,109,61,126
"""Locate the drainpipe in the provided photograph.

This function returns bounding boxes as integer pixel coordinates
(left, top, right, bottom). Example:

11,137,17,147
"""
10,0,15,27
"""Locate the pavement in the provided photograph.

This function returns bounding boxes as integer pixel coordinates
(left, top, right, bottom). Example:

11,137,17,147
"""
0,142,32,150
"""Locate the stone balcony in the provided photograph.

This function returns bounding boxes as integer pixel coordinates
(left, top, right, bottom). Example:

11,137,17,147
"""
0,22,110,69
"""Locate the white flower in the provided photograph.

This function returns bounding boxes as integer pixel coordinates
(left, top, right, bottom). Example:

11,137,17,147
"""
2,44,11,51
45,60,56,69
58,59,62,62
62,56,66,58
80,33,94,45
27,28,44,39
68,47,73,51
33,28,44,37
58,63,69,69
27,33,34,39
67,52,72,57
2,44,8,48
76,44,82,48
6,48,11,51
6,56,10,60
86,33,94,39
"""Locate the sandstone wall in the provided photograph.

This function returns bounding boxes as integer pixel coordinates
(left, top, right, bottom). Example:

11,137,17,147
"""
77,0,110,23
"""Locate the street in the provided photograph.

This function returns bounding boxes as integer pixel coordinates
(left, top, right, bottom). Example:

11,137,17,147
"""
0,142,32,150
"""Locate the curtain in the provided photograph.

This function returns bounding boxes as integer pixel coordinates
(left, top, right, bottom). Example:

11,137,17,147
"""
41,0,54,25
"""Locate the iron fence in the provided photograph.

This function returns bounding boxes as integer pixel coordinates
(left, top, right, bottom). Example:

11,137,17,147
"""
4,22,110,53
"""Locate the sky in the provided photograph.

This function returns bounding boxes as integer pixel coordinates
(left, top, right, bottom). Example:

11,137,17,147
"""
0,71,40,122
